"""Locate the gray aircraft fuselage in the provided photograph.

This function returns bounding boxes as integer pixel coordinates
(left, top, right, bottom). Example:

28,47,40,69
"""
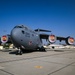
11,25,42,50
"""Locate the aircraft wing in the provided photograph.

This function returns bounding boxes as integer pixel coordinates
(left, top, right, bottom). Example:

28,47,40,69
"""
56,36,75,45
56,36,66,41
39,34,74,45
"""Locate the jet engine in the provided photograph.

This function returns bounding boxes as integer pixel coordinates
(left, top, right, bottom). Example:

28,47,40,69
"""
1,35,11,43
65,37,74,45
48,35,56,43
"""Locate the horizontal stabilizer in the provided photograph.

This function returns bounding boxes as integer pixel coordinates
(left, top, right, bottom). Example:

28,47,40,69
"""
35,29,51,32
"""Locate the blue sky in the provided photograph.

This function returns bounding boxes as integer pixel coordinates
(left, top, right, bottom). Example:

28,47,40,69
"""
0,0,75,39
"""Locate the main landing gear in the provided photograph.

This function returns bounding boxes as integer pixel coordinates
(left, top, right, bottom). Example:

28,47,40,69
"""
39,46,46,52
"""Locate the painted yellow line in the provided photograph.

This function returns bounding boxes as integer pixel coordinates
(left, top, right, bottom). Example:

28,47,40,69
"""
35,66,43,69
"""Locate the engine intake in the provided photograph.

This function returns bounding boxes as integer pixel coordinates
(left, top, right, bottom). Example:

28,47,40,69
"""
66,37,74,45
1,35,11,44
48,35,56,43
1,35,8,43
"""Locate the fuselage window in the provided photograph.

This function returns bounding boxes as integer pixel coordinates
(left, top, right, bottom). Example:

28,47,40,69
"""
14,26,23,28
22,30,25,34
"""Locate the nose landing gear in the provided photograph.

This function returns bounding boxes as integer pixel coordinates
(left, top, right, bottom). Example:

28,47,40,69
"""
16,48,22,55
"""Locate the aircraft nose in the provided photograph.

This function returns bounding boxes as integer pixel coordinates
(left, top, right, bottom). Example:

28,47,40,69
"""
11,28,20,43
11,28,17,37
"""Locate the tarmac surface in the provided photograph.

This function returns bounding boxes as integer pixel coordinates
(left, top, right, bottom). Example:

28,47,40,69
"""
0,48,75,75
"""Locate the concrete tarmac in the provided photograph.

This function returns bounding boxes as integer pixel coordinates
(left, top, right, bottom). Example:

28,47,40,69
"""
0,49,75,75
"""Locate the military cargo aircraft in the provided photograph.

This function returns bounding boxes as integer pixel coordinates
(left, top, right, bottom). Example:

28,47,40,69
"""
9,25,74,55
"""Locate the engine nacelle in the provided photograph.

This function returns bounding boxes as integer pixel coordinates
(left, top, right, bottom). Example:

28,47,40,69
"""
66,37,74,45
1,35,11,43
48,35,56,44
1,35,8,43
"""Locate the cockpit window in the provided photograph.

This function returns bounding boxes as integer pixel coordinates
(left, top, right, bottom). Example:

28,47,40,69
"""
14,25,28,30
14,26,23,28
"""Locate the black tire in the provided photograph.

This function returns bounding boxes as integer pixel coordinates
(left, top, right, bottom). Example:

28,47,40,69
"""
40,46,46,52
19,51,22,55
16,50,18,55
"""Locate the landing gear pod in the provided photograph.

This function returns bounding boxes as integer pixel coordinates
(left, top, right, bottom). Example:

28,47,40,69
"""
66,37,74,45
48,35,56,44
1,35,8,43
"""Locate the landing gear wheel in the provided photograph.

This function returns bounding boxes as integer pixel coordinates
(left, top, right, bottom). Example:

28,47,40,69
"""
16,50,22,55
16,50,19,55
39,46,46,52
19,50,22,55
